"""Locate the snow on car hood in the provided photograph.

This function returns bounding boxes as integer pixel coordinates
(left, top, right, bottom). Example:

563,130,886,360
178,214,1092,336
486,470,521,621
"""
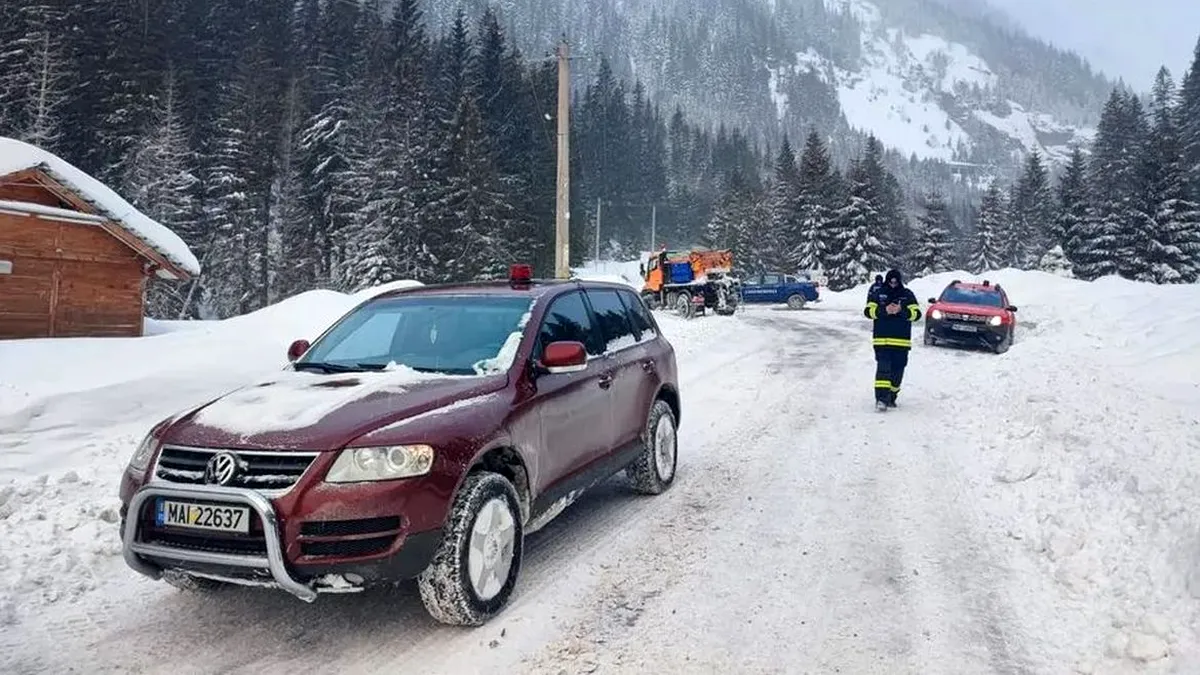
165,365,507,451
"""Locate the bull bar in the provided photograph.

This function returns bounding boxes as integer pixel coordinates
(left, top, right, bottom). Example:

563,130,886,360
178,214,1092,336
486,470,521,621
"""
121,483,320,602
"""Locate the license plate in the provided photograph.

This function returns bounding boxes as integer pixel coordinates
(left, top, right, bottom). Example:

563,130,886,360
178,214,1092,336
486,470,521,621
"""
155,500,250,534
951,323,978,332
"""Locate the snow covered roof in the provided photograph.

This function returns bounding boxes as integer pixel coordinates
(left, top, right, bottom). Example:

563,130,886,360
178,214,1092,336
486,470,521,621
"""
0,136,201,279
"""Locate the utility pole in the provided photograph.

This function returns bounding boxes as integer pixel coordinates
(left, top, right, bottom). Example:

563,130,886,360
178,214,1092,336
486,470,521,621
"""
594,197,602,264
650,204,657,252
554,39,571,279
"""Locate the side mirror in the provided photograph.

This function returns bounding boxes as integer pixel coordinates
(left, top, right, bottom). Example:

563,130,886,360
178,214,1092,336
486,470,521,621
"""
287,339,311,362
927,298,937,304
1007,306,1018,312
539,341,587,374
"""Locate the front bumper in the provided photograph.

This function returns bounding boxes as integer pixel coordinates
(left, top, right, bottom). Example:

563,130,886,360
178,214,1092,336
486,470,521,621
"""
926,319,1007,347
121,483,441,602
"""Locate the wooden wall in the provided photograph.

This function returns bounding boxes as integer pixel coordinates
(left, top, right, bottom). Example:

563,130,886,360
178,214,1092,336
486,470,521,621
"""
0,211,146,339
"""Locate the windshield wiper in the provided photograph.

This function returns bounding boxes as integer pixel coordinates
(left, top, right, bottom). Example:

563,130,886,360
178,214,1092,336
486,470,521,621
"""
293,361,363,373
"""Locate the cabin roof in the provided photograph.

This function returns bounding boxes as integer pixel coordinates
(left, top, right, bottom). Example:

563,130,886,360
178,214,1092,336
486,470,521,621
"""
0,136,201,280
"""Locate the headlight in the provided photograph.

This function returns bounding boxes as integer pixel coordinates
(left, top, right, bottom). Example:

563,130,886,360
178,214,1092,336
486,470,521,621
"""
930,309,943,320
326,445,435,483
128,433,160,473
988,315,1002,326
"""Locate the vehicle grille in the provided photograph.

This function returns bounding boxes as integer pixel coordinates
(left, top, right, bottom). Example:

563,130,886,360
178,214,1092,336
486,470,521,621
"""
942,312,989,322
298,516,403,559
154,446,320,490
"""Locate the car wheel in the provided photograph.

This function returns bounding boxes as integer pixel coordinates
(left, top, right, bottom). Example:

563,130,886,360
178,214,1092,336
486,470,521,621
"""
786,294,806,310
627,399,678,495
417,472,524,626
924,331,934,346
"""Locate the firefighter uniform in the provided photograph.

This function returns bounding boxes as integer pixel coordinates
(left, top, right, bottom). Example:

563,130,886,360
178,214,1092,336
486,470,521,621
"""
863,269,922,406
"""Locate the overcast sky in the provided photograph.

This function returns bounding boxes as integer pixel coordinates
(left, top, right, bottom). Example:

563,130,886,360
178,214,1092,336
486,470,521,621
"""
987,0,1200,89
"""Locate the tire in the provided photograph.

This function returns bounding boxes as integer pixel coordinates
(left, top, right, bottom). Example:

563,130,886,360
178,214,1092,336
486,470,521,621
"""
923,331,934,346
786,294,807,310
675,293,693,318
627,399,679,495
417,472,524,626
665,291,679,311
994,328,1013,354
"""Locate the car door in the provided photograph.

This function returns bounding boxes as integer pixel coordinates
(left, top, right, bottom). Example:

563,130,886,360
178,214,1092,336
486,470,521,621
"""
581,287,647,459
531,290,614,492
740,273,765,303
616,288,662,444
761,273,784,303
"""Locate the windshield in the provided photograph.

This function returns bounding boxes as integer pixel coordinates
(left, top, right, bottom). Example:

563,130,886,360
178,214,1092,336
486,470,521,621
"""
298,295,533,376
940,287,1004,307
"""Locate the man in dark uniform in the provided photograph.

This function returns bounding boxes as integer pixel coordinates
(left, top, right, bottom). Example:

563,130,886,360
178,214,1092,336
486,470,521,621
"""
863,269,922,410
867,274,883,300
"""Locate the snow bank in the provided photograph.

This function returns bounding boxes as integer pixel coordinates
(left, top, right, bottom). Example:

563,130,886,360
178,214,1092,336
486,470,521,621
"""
827,269,1200,669
0,136,201,277
573,258,646,290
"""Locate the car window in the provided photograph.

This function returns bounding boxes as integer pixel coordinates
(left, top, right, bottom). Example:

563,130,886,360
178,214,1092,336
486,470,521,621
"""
940,286,1004,307
300,295,532,375
762,274,782,284
784,275,796,283
538,291,604,357
585,288,638,351
322,311,402,363
617,289,657,341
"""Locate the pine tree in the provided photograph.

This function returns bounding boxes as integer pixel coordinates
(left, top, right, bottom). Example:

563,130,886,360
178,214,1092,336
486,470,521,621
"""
1039,245,1073,277
764,136,802,271
1076,90,1136,281
5,2,72,150
1178,37,1200,203
913,191,958,276
1056,145,1088,269
968,184,1005,274
121,72,202,318
1140,66,1200,283
703,169,760,260
792,130,836,273
826,159,887,290
1007,151,1054,267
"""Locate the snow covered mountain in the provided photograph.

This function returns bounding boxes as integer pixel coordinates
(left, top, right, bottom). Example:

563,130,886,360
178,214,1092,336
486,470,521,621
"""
421,0,1115,181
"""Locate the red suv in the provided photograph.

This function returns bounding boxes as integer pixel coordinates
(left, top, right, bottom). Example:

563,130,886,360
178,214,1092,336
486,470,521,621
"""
923,279,1018,353
118,266,681,626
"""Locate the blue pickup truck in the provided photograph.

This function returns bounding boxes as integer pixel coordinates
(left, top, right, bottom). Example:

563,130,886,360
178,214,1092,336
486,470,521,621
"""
738,272,821,309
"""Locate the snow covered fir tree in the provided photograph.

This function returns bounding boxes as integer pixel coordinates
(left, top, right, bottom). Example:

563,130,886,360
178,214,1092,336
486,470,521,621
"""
1,1,1198,318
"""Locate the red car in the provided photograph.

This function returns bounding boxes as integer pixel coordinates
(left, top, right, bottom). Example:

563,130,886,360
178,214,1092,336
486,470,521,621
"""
923,279,1018,353
119,265,681,626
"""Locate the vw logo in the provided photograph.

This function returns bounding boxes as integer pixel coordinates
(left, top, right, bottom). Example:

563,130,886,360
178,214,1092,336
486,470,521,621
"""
204,451,242,486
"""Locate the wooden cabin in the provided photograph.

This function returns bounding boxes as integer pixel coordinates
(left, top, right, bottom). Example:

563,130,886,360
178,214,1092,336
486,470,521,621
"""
0,137,201,339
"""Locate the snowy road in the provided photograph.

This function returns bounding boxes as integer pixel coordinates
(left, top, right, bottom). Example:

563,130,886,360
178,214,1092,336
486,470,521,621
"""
1,306,1051,675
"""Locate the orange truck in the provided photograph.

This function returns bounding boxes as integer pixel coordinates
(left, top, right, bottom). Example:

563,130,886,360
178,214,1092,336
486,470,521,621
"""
639,248,739,317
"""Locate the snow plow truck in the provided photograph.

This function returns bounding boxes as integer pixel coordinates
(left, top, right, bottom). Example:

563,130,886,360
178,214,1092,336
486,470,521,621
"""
639,248,740,318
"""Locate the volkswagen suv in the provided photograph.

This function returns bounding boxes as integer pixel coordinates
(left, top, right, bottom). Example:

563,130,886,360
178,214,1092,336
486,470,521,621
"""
118,265,681,626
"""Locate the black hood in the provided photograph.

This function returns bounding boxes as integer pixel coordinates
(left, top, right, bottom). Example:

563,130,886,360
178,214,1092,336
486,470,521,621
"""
885,269,904,286
874,274,883,284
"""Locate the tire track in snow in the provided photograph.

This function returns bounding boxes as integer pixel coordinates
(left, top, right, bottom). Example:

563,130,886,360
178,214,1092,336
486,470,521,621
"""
513,313,1040,674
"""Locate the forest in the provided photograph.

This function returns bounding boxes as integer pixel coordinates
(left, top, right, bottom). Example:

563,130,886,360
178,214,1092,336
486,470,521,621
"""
1,0,1197,320
706,41,1200,289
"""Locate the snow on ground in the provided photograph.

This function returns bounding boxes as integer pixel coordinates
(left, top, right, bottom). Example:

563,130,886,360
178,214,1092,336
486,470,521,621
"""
1,266,1198,674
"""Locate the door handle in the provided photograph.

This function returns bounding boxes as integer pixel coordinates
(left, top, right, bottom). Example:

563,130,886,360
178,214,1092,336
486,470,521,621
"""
598,373,613,389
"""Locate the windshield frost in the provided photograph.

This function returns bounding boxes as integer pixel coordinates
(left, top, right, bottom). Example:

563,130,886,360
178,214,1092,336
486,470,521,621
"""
299,295,534,376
